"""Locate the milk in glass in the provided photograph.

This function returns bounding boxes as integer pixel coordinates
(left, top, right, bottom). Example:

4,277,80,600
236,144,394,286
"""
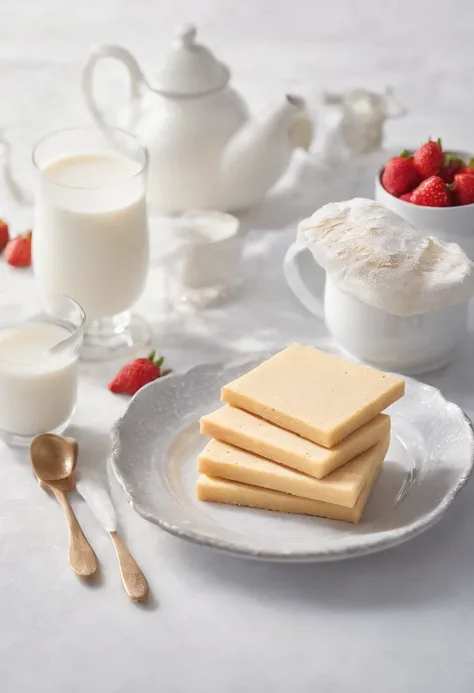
33,152,149,321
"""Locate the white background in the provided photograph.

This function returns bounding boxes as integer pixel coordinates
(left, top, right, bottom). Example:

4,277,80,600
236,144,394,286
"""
1,1,474,691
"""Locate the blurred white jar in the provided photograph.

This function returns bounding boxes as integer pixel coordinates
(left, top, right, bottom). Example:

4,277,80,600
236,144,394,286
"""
163,210,243,309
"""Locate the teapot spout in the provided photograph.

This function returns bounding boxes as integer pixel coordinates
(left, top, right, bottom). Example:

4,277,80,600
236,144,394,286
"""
221,94,311,211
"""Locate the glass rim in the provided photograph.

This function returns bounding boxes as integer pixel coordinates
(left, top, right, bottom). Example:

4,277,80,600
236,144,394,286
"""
0,293,86,366
31,125,149,191
181,210,240,240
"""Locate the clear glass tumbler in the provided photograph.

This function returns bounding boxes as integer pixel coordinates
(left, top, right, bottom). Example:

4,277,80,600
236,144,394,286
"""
0,294,85,447
32,126,150,361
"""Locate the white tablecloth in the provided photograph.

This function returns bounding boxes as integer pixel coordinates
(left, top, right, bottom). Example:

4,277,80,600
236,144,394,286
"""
1,1,474,691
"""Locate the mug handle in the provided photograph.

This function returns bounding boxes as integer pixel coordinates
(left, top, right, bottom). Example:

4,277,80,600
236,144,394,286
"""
283,242,325,320
82,45,145,133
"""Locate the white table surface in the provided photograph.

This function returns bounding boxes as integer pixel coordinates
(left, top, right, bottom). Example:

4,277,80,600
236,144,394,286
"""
2,1,474,691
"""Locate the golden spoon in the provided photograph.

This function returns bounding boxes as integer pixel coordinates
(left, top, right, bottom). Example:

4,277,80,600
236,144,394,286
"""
30,434,98,577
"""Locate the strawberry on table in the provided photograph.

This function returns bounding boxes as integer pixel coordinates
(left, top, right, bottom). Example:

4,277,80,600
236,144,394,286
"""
4,230,32,267
381,152,420,197
108,351,171,396
452,173,474,206
413,138,444,179
0,220,9,253
411,176,451,207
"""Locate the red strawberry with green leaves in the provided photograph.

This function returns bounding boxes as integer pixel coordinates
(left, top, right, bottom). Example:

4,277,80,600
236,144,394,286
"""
0,220,9,253
381,152,420,197
452,173,474,206
108,351,171,395
4,230,32,267
411,176,451,207
413,138,443,179
440,153,465,184
458,158,474,176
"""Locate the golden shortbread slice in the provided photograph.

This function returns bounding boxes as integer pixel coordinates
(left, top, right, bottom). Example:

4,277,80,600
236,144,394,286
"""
197,434,390,507
221,343,404,447
196,437,386,523
200,405,390,479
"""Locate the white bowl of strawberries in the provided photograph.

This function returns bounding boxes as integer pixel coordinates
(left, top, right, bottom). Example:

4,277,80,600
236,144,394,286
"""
375,139,474,259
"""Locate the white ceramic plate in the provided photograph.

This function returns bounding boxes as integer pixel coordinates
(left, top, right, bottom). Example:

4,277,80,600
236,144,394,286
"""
110,353,474,562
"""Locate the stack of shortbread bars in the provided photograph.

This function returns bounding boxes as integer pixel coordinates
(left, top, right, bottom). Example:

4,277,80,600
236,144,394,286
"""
196,344,405,524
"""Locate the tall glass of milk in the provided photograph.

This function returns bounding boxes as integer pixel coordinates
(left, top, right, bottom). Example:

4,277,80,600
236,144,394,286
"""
0,294,84,446
32,127,149,360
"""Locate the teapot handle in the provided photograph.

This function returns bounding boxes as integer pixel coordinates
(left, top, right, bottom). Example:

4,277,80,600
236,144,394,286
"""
283,242,325,320
82,45,145,133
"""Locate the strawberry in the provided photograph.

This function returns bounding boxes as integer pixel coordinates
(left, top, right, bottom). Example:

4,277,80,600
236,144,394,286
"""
413,138,444,179
381,152,420,197
452,173,474,206
4,230,32,267
0,220,9,253
400,192,413,203
108,351,171,396
411,176,451,207
440,153,465,184
458,159,474,176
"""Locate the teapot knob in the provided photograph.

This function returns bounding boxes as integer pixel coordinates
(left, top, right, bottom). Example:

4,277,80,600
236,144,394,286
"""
174,23,197,46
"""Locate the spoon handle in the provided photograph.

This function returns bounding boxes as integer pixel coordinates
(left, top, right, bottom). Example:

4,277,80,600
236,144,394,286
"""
109,531,148,601
51,486,98,577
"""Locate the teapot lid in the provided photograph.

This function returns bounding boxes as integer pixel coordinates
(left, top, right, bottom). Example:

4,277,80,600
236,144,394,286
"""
151,24,230,97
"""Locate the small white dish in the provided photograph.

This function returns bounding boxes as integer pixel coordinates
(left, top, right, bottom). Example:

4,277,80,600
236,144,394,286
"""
374,156,474,260
162,210,243,308
110,349,474,562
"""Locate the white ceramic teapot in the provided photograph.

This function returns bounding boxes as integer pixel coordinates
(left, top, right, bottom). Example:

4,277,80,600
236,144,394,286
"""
82,24,312,214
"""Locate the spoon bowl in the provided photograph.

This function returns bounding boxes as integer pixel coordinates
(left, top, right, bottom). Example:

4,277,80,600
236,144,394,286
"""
30,433,78,482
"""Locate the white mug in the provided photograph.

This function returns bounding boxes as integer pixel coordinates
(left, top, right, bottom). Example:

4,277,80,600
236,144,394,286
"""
283,243,468,375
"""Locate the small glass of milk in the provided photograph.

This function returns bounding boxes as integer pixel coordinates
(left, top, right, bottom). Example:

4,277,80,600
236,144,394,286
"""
32,127,149,361
0,294,85,446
